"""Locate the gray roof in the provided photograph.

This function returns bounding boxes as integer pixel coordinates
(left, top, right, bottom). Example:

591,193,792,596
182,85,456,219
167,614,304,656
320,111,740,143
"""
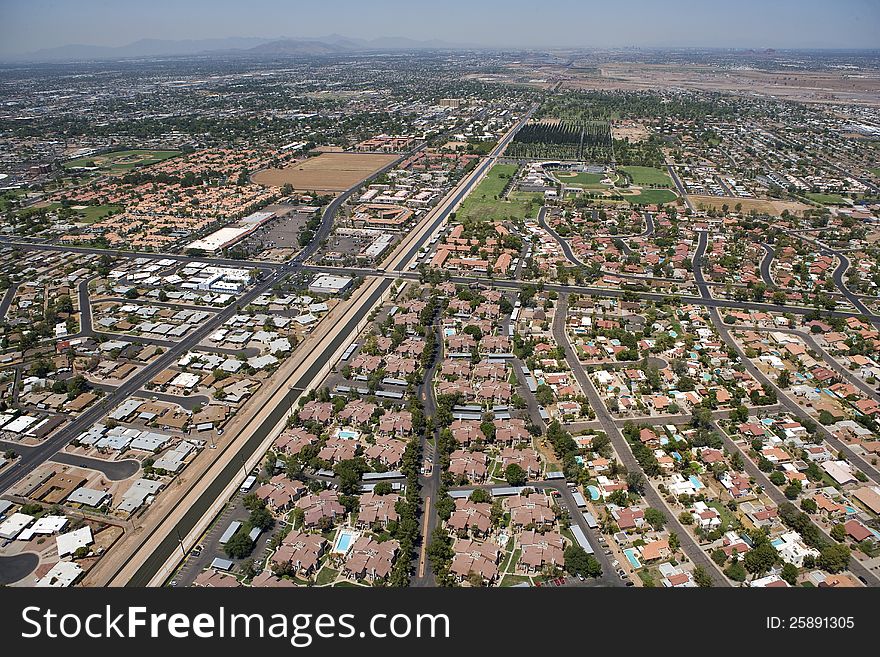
66,487,110,507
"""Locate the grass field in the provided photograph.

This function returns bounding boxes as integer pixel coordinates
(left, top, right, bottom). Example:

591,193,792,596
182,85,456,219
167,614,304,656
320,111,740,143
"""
0,189,27,211
499,574,531,587
315,567,338,586
806,192,849,205
623,188,678,205
869,168,880,178
553,171,606,187
63,149,180,173
74,204,123,223
252,152,397,192
619,166,673,187
455,164,541,223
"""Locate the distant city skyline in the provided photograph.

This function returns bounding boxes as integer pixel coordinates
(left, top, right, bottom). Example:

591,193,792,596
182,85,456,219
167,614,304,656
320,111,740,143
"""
1,0,878,58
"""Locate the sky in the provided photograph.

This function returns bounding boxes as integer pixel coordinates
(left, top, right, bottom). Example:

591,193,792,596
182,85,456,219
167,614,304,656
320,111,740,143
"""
1,0,878,56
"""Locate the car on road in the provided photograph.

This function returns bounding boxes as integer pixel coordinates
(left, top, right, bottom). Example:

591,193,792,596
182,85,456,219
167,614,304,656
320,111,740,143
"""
625,580,634,587
603,549,612,555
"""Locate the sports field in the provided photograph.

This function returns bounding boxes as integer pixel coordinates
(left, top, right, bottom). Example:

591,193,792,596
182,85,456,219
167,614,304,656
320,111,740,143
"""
619,166,673,187
63,149,180,173
622,189,678,205
455,164,540,222
552,171,607,187
252,152,398,192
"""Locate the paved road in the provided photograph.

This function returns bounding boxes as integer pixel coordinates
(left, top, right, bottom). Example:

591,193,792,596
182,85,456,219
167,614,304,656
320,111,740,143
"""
831,251,880,329
726,323,880,402
0,282,20,320
709,308,880,485
759,244,777,288
120,279,393,586
0,240,280,272
50,451,140,480
665,162,694,212
709,419,879,587
552,292,730,586
0,553,39,585
690,245,880,485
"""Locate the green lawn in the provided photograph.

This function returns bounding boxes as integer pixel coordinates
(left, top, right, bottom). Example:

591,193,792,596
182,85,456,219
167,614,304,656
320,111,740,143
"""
869,168,880,178
0,189,27,211
623,189,678,205
315,566,339,586
501,548,522,572
806,192,849,205
75,204,123,223
456,164,540,223
707,501,740,532
63,149,180,173
553,171,607,187
499,574,531,587
619,166,673,187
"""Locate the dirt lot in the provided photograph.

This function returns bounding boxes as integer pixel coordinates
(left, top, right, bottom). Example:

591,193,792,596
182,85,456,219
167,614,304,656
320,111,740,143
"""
252,152,398,192
688,194,811,216
555,62,880,106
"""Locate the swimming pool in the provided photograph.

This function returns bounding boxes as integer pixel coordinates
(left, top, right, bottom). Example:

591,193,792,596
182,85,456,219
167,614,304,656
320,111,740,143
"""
771,537,784,548
587,485,600,501
688,475,704,490
623,548,641,569
333,530,357,553
336,428,359,440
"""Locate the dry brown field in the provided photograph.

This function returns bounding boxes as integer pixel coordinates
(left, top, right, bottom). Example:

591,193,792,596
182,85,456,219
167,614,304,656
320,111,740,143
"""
252,152,398,191
688,195,811,216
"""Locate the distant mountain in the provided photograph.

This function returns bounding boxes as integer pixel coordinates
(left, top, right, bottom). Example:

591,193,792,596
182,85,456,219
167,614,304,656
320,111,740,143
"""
244,39,350,57
6,34,480,63
13,37,275,62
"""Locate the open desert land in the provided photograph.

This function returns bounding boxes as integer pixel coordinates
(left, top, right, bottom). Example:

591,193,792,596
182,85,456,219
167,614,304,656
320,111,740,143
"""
558,62,880,106
688,194,811,216
252,152,398,191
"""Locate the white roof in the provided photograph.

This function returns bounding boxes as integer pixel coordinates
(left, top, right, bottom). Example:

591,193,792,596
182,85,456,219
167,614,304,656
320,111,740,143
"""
3,415,39,434
36,561,83,587
16,515,68,541
0,512,35,539
56,526,94,557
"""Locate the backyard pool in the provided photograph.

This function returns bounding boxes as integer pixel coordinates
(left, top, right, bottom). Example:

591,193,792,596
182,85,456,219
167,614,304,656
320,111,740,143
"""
623,548,641,569
587,485,600,501
335,428,359,440
688,475,705,490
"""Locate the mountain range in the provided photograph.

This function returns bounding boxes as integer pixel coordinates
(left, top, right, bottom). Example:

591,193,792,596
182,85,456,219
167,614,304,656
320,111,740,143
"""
6,34,481,63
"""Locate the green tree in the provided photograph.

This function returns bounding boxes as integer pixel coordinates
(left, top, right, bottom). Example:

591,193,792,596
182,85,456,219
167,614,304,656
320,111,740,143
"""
817,544,850,573
224,531,254,559
564,545,602,578
504,463,527,486
692,565,713,587
780,562,799,585
643,507,666,531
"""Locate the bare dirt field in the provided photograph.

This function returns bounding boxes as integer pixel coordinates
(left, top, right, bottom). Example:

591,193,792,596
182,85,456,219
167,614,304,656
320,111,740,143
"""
252,152,397,192
521,61,880,107
688,195,811,216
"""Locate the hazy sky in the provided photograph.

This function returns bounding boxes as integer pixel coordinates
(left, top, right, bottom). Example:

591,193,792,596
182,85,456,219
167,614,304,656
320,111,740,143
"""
1,0,878,55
